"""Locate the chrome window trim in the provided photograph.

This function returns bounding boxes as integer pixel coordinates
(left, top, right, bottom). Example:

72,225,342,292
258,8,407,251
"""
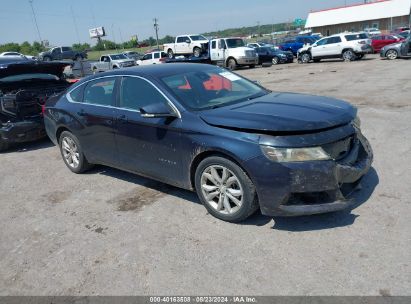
66,74,181,118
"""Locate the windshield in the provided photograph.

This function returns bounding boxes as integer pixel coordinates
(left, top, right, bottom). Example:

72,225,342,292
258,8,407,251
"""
190,35,207,41
0,73,59,82
161,66,269,111
226,39,245,48
110,54,128,60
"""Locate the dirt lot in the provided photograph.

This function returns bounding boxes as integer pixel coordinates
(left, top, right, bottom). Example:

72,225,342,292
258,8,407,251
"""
0,54,410,296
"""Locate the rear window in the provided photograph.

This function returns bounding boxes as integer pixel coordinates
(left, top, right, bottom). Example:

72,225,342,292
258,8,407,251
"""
345,33,369,41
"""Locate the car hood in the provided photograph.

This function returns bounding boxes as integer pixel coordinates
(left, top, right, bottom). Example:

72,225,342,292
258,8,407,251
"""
0,60,70,79
199,92,356,133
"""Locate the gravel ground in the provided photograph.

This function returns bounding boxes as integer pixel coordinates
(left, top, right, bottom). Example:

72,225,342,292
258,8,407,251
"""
0,54,410,296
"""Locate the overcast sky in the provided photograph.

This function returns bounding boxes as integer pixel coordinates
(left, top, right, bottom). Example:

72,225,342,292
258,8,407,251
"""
0,0,361,45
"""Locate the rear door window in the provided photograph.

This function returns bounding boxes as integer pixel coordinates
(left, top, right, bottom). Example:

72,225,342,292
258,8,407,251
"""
345,33,368,41
83,77,117,106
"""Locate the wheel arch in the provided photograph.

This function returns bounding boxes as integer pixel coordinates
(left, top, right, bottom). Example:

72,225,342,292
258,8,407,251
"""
56,126,72,143
225,56,237,65
189,149,246,190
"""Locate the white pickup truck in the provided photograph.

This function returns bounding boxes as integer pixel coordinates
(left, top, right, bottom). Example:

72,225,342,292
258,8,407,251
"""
164,34,209,58
90,54,135,73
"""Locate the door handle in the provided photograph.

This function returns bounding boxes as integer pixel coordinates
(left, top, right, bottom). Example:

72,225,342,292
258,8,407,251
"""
77,110,87,117
117,114,128,122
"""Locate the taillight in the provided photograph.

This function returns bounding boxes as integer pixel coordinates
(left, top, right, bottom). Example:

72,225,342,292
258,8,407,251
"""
41,104,46,116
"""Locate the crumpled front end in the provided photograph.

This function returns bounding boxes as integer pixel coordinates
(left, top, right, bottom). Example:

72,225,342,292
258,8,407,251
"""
245,130,373,217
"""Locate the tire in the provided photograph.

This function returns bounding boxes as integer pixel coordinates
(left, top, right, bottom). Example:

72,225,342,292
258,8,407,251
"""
300,53,311,63
92,66,98,74
386,49,398,60
272,56,279,65
342,49,355,61
194,156,258,223
193,47,201,58
59,131,93,174
0,139,9,152
43,56,52,62
167,49,174,59
227,58,237,70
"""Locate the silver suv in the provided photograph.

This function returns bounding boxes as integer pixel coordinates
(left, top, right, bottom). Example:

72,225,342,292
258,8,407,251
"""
298,32,372,63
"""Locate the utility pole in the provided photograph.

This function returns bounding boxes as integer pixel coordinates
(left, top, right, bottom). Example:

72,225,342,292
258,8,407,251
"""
70,5,81,45
28,0,42,43
153,18,160,50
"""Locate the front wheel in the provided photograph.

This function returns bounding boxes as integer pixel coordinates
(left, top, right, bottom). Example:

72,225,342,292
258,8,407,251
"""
386,49,398,60
59,131,93,174
272,56,279,65
195,156,258,222
300,53,311,63
227,58,237,70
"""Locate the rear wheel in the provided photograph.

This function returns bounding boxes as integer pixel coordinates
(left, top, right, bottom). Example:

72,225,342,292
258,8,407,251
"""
167,49,174,59
193,47,201,58
43,56,52,62
59,131,93,174
227,58,237,70
342,49,355,61
386,49,398,60
195,156,258,222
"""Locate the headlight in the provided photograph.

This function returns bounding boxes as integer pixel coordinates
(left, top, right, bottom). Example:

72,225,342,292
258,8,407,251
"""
353,116,361,128
261,146,331,162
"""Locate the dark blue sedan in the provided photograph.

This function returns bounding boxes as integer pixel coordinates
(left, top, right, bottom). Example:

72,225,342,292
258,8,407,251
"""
44,63,373,222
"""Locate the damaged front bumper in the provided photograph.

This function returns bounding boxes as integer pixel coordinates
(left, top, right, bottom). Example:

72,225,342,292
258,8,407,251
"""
246,131,373,217
0,118,46,145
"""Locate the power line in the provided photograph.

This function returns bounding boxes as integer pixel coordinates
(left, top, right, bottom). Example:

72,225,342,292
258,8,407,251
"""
28,0,42,42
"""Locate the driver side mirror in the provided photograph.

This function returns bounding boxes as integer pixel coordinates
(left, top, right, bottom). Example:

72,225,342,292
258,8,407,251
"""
140,102,178,118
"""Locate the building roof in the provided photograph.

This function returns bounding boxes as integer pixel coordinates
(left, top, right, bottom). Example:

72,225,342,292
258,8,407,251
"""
305,0,411,28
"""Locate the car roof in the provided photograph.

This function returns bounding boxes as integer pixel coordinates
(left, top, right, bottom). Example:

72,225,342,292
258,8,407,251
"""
76,63,221,84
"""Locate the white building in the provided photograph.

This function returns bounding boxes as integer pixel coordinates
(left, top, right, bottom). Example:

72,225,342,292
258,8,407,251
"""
305,0,411,35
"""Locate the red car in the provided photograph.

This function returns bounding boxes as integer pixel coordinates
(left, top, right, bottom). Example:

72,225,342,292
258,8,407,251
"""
372,35,404,52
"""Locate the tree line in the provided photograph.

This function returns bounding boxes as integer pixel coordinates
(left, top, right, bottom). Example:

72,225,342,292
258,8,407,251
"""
0,22,299,55
0,35,176,55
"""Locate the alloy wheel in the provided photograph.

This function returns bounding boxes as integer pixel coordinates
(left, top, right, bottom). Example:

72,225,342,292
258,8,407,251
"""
61,137,80,169
200,165,243,215
386,50,398,60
